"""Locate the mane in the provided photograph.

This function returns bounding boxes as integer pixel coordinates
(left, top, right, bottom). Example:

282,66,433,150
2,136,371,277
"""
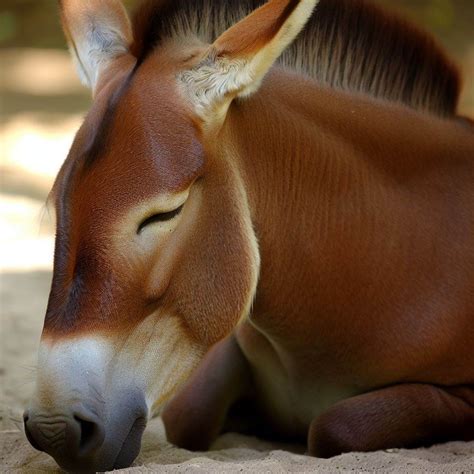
131,0,461,117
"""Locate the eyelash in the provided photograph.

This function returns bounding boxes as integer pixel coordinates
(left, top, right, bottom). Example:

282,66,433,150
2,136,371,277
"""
137,204,184,234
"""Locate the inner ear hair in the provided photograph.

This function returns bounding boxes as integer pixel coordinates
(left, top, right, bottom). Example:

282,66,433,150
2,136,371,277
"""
179,0,318,123
59,0,133,90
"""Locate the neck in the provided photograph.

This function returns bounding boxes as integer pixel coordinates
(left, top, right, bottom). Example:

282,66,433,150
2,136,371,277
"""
220,70,364,332
219,67,474,342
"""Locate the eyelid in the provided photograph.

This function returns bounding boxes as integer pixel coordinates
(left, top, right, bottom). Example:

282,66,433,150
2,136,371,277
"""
137,204,184,234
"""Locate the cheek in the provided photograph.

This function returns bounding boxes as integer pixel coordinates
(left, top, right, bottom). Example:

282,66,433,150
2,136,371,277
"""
143,235,185,300
167,180,260,345
110,314,205,413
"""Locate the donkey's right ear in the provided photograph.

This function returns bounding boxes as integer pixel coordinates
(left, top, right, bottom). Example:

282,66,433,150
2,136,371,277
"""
180,0,317,129
59,0,133,92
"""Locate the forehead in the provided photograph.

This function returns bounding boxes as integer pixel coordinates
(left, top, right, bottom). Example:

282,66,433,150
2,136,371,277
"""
55,52,204,213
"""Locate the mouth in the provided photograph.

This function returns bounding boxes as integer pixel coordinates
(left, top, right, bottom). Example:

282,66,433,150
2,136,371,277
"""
49,412,148,473
112,415,148,470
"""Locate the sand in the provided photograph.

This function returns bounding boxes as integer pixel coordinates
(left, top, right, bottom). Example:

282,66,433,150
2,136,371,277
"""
1,419,474,473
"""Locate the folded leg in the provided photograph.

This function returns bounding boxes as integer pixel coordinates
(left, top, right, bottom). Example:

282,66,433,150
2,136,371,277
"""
308,383,474,458
162,334,254,451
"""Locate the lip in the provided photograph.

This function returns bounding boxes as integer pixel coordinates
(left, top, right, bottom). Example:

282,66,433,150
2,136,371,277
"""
38,390,150,473
53,414,148,473
112,416,148,470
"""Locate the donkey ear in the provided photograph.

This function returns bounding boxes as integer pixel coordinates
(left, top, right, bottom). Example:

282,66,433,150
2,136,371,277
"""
59,0,133,91
181,0,318,125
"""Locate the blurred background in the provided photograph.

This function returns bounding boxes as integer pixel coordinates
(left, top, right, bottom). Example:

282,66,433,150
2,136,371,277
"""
0,0,473,431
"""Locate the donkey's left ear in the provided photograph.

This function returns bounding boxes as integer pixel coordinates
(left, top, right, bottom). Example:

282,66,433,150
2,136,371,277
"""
59,0,133,92
180,0,318,126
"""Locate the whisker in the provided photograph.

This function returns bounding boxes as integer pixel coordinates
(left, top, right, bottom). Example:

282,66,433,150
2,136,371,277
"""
38,202,55,237
18,364,38,373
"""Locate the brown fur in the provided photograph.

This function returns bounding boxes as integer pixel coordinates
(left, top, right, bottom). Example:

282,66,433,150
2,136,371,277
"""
131,0,460,116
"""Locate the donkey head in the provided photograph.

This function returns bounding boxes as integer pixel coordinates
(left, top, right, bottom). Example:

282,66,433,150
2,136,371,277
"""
24,0,317,471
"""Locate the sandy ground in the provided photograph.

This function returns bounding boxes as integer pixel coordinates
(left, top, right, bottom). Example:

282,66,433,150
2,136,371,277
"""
2,417,474,473
1,48,474,472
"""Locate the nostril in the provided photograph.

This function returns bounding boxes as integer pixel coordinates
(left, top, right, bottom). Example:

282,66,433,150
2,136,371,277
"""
74,413,105,455
76,416,95,450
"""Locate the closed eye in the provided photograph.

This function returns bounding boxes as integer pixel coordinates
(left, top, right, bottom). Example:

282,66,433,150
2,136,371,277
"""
137,204,184,234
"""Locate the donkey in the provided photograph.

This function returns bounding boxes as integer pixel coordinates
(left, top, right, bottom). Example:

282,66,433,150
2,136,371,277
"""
24,0,474,471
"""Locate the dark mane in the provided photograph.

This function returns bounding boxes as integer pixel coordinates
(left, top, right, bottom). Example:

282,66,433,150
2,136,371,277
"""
131,0,461,117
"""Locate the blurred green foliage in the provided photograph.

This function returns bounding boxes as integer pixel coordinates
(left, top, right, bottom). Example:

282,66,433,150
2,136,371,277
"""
378,0,473,58
0,0,472,56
